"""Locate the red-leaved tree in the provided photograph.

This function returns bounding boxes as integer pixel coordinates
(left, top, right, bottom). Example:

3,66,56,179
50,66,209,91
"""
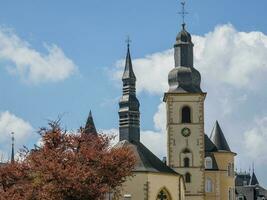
0,121,135,200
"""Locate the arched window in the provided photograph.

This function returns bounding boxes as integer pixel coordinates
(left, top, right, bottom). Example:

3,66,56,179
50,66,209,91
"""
182,148,190,154
185,173,191,183
205,178,213,192
157,188,172,200
182,106,191,123
184,157,190,167
205,157,213,169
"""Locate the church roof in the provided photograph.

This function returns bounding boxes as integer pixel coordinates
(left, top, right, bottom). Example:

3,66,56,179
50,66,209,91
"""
115,140,178,175
250,172,259,185
235,172,251,186
210,121,231,152
84,111,97,135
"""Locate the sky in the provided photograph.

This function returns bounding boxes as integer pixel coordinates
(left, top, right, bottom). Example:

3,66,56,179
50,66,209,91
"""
0,0,267,186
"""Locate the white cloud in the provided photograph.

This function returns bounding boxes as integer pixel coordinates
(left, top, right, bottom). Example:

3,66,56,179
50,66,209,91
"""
244,117,267,164
0,27,77,84
112,24,267,94
0,111,34,160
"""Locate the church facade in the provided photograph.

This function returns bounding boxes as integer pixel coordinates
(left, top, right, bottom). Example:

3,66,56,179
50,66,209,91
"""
114,20,237,200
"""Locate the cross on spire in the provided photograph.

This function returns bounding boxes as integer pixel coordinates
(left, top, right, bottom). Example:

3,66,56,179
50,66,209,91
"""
126,35,132,48
178,0,188,27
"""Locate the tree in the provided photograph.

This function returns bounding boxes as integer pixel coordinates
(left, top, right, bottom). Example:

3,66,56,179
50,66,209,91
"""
0,121,136,200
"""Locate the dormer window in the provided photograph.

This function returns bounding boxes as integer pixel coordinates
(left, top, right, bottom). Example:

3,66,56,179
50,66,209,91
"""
205,157,213,169
182,106,191,123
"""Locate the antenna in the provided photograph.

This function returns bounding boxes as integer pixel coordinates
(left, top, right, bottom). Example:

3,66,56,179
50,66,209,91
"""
178,0,188,27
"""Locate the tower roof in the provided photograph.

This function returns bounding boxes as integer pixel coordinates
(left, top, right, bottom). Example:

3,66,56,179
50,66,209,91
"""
84,110,97,135
122,44,136,81
205,134,218,152
250,171,259,185
210,121,231,152
176,24,192,43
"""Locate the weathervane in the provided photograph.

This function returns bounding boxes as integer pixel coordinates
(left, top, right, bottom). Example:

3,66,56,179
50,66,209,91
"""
178,0,188,26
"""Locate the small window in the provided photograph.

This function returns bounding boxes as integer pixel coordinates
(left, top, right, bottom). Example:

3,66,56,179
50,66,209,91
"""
182,106,191,123
185,173,191,183
205,178,213,192
228,163,231,176
205,157,213,169
243,181,247,186
184,157,190,167
231,163,235,177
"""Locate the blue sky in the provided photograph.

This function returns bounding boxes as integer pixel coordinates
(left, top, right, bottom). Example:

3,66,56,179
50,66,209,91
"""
0,0,267,186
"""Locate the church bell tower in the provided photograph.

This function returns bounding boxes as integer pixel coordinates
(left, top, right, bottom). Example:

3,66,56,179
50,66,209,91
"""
164,7,206,199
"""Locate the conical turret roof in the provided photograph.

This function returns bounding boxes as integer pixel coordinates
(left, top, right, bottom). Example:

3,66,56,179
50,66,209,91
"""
84,110,97,135
250,171,259,185
210,121,231,152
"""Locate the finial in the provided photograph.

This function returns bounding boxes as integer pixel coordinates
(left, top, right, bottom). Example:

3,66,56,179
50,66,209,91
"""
126,35,131,49
252,162,255,173
11,132,15,163
178,0,188,28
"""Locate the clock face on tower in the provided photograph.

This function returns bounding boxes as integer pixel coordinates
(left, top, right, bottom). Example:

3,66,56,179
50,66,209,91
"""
181,127,191,137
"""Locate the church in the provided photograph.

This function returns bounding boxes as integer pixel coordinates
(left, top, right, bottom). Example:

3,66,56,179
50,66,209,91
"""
103,8,267,200
1,4,266,200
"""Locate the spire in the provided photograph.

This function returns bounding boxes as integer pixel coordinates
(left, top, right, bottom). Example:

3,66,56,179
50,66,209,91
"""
11,132,15,163
250,170,259,185
167,1,202,93
122,37,136,82
210,121,231,152
84,110,97,135
119,40,140,142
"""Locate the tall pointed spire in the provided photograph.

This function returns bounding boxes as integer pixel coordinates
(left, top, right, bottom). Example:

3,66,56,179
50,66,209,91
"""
122,39,136,83
119,40,140,142
167,0,202,93
11,132,15,163
84,110,97,135
250,170,259,185
210,121,231,152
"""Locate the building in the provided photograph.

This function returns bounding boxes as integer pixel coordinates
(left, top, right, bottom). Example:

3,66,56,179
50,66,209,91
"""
163,21,236,200
236,170,267,199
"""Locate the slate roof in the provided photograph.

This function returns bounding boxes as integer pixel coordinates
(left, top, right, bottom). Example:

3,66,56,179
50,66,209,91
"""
204,134,219,170
210,121,231,152
115,140,178,175
250,172,259,185
235,173,251,186
122,45,136,81
205,134,218,152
